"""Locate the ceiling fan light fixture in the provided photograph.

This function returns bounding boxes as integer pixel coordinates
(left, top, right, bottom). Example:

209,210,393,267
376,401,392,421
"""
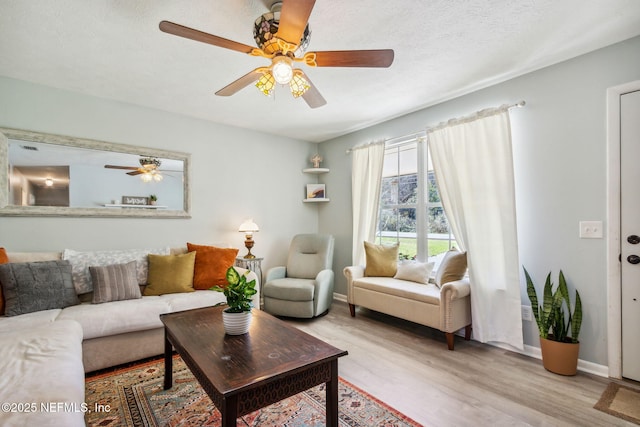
256,72,275,96
253,2,311,56
140,169,163,183
140,157,161,170
290,72,310,98
272,56,293,84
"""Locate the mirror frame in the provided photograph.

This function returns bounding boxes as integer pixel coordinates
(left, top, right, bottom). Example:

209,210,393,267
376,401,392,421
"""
0,127,191,218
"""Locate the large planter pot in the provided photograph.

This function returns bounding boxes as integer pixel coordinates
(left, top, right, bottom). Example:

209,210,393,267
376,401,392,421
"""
540,336,580,376
222,309,252,335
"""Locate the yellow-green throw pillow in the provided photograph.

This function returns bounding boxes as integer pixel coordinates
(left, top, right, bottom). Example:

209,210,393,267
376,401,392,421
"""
364,241,399,277
143,252,196,296
435,250,468,287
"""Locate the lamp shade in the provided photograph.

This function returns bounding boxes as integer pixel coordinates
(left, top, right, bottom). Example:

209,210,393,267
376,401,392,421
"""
239,219,260,233
272,56,293,84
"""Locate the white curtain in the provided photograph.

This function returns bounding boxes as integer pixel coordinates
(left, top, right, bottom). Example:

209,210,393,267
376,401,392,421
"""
351,142,385,266
428,108,523,349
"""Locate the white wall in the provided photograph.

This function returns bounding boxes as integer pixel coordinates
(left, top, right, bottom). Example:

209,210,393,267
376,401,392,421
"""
0,77,321,274
318,36,640,366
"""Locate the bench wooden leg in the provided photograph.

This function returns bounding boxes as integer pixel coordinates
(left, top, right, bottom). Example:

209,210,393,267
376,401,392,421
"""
465,324,472,341
446,332,455,350
349,304,356,317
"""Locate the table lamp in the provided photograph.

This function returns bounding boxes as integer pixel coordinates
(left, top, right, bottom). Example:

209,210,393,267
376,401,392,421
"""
238,219,259,259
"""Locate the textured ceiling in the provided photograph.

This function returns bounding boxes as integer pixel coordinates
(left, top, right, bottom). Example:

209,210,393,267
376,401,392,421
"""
1,0,639,142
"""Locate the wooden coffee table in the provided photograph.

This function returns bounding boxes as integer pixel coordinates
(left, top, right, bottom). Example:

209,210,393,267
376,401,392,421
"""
160,306,348,427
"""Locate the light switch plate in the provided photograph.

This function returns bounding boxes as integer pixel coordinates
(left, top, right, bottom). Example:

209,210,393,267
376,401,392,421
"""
579,221,603,238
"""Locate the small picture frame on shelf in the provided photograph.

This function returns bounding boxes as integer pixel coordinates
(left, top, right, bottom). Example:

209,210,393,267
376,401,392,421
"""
306,184,326,199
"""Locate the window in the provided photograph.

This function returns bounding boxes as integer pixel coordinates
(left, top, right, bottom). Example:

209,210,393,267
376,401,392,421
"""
376,137,456,265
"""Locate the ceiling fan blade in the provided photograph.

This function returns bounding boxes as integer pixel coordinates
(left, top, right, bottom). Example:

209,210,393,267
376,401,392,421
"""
299,72,326,109
159,21,254,54
215,69,264,96
105,165,137,170
311,49,394,68
126,170,143,176
277,0,315,45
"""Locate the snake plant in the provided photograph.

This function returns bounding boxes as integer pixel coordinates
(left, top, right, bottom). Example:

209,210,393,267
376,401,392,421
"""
524,267,582,343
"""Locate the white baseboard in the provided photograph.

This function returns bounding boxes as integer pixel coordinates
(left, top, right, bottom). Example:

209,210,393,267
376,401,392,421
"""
333,293,347,303
490,342,609,378
333,294,609,377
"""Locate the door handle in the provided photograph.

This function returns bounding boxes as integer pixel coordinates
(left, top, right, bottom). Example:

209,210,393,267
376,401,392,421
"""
628,235,640,244
628,255,640,264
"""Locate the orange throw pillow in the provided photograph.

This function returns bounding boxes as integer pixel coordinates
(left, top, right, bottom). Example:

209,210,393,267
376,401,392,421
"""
186,243,239,290
0,247,9,315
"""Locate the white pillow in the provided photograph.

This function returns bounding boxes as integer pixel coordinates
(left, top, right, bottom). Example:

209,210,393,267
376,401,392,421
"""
63,247,170,294
394,261,435,285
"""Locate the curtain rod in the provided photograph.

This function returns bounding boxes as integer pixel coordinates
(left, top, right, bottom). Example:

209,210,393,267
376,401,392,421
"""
345,131,425,154
345,100,525,154
426,100,526,133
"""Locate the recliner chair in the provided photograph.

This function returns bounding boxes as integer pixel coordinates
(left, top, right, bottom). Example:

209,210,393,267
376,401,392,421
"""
262,234,335,318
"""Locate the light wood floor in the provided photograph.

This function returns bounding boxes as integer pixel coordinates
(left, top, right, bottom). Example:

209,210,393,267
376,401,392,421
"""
283,301,638,427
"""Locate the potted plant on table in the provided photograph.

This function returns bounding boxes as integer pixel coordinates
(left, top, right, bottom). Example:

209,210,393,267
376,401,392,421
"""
211,266,257,335
524,267,582,375
149,194,158,205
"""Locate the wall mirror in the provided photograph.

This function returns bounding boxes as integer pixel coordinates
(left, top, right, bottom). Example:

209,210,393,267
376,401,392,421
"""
0,127,190,218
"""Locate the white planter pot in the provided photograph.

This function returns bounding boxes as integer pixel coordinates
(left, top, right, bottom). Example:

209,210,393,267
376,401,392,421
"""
222,310,252,335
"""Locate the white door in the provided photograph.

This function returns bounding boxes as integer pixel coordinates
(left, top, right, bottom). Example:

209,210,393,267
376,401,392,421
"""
621,89,640,382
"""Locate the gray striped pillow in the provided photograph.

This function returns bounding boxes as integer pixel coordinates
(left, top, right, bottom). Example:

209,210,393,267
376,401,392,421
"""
89,261,141,304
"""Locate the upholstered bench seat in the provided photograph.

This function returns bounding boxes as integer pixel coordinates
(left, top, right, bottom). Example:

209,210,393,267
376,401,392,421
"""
353,276,442,305
344,248,472,350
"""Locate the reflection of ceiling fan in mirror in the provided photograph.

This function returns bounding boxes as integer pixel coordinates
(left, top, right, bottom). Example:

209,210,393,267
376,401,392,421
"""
105,157,174,182
158,0,394,108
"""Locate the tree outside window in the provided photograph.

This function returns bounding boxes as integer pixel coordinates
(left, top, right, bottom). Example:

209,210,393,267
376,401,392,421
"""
376,139,456,264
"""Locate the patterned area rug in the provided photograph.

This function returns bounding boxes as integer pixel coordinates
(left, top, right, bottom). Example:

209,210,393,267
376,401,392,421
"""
594,382,640,425
85,356,422,427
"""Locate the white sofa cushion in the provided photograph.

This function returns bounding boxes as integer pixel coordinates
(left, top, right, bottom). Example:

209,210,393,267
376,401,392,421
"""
0,319,85,427
58,297,169,339
159,290,226,312
0,309,62,331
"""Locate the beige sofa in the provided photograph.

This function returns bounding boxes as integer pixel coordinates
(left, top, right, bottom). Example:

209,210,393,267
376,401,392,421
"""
343,250,471,350
0,247,258,427
3,247,258,372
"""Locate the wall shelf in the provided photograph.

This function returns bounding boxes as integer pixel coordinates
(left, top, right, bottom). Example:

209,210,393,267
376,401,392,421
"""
104,204,167,209
303,166,329,203
302,168,330,174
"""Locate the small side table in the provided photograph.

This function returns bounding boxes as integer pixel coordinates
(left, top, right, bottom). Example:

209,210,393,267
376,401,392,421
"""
234,257,264,307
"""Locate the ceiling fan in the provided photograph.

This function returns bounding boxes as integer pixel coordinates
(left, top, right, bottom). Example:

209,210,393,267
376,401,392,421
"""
105,157,167,182
159,0,394,108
